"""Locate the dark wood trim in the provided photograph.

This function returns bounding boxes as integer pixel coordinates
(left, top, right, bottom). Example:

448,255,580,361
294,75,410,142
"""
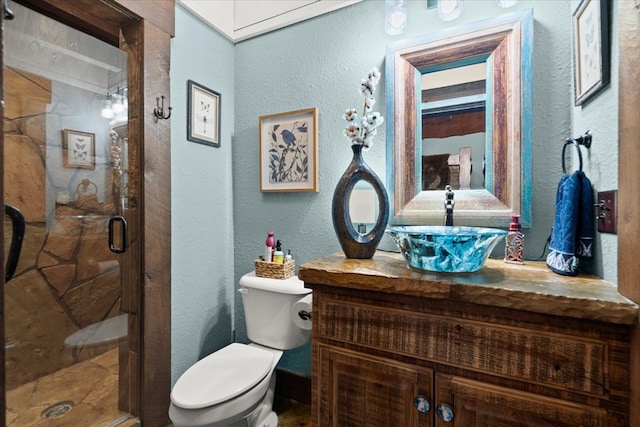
423,109,485,139
275,368,312,405
15,0,174,46
138,19,172,425
15,0,125,45
617,0,640,303
617,0,640,423
116,0,175,37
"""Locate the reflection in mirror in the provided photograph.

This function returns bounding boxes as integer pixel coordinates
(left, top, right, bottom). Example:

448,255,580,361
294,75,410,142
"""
422,64,486,190
386,9,533,227
348,181,378,234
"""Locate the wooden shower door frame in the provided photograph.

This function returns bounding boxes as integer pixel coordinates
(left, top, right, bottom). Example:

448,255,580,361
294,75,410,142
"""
0,0,173,425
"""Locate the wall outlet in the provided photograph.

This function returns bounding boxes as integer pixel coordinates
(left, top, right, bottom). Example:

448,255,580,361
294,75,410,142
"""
596,190,617,234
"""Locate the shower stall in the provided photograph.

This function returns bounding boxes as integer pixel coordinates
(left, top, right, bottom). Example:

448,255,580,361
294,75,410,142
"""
3,2,133,425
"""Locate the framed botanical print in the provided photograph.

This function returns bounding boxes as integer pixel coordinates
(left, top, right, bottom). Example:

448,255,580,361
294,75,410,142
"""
187,80,221,147
572,0,610,106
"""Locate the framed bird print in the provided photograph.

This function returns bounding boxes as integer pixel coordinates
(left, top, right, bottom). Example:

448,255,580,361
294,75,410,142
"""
187,80,221,147
259,107,318,192
62,129,96,170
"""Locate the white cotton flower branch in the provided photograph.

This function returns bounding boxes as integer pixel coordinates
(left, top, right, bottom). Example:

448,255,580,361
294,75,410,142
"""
343,67,384,148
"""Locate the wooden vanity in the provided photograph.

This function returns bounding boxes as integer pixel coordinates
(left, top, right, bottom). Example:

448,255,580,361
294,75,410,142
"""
299,252,639,426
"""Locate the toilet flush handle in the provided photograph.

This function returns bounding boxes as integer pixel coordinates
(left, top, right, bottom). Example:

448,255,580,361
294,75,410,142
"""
238,288,248,295
298,310,312,321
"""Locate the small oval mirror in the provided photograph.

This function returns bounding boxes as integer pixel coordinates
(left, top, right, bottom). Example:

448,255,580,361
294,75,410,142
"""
348,181,379,234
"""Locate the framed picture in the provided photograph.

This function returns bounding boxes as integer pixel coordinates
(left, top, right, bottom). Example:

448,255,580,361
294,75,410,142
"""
259,107,318,192
62,129,96,170
572,0,609,106
187,80,221,147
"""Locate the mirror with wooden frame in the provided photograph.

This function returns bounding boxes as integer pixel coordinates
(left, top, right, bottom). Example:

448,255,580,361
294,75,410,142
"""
385,9,533,227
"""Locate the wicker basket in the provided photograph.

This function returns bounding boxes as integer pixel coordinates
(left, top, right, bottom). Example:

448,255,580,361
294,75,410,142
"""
254,259,295,279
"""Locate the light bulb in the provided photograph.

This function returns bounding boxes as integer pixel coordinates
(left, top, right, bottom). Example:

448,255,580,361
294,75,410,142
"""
438,0,463,21
101,98,114,119
496,0,517,7
385,0,407,35
112,94,124,114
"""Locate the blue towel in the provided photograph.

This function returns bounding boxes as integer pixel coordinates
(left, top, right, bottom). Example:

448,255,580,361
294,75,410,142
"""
546,171,594,276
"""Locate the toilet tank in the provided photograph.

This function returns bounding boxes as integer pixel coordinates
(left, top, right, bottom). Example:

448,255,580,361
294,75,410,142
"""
239,272,312,350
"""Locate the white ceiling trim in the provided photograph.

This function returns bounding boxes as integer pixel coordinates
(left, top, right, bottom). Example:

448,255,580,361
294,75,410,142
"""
178,0,361,43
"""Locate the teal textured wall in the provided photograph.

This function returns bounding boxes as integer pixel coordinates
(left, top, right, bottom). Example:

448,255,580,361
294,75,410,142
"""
571,0,618,282
170,4,236,385
171,0,618,380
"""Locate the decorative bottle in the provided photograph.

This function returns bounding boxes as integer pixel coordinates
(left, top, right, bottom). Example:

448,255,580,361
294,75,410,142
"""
504,215,524,264
273,240,284,264
265,230,275,262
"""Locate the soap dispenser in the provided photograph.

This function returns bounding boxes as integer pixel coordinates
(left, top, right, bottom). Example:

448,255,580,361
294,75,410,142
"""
504,215,524,264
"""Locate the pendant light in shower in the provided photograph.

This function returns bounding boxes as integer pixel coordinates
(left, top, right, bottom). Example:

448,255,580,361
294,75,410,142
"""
101,94,115,119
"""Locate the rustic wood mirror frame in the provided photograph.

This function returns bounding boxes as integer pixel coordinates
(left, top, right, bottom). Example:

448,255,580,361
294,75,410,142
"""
385,10,533,227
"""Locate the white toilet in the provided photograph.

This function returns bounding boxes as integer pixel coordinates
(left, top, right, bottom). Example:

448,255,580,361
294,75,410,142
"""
169,272,312,427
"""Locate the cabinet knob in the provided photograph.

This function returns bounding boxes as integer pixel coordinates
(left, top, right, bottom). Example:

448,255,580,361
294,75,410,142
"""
436,403,455,422
414,395,430,413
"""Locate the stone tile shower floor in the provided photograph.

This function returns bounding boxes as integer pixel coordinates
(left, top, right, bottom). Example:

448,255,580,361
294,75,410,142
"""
5,348,135,426
6,347,312,426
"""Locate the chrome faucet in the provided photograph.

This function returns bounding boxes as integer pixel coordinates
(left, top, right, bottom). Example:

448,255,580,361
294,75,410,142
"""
444,185,454,226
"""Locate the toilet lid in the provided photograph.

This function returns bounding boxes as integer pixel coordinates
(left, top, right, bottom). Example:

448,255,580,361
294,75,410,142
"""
170,343,274,409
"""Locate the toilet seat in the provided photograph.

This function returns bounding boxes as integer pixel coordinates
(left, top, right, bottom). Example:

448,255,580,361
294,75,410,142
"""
171,343,274,409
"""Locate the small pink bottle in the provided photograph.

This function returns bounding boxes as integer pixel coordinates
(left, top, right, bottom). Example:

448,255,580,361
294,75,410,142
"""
504,215,524,264
265,230,275,262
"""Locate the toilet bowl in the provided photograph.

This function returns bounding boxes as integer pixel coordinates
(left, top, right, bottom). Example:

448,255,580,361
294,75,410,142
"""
169,343,282,427
169,273,312,427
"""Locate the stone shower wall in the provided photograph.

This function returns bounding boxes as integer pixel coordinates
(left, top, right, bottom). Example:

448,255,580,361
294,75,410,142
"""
3,68,122,389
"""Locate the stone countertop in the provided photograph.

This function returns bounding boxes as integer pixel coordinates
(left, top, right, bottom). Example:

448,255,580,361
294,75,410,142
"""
298,251,639,325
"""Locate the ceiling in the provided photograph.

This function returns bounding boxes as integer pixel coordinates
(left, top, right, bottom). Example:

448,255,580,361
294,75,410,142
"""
178,0,361,43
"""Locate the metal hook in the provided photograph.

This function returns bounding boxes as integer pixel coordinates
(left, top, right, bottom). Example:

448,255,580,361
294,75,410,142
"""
153,95,172,122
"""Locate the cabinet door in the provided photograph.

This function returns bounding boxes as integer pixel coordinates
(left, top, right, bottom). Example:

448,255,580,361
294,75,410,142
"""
435,374,607,427
317,344,434,427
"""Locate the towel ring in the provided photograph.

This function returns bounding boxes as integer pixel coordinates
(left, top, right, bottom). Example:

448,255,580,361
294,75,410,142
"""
562,131,592,174
562,140,583,174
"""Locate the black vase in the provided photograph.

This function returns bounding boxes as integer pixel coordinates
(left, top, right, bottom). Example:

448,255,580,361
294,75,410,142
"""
332,144,390,259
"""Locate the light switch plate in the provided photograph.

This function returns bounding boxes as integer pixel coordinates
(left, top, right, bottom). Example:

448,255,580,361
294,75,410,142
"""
596,190,617,234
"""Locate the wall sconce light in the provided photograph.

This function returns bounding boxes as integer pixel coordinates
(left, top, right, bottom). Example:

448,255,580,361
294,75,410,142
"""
112,93,125,115
496,0,518,7
385,0,407,35
437,0,463,22
111,95,124,114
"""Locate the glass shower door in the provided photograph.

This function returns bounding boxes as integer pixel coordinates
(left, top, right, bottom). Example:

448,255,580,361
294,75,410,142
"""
3,2,132,425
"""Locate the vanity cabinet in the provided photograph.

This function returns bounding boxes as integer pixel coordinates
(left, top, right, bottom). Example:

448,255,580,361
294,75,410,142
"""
317,345,434,426
300,252,638,427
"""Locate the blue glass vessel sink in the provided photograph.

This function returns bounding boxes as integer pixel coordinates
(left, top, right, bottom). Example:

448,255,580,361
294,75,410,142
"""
386,226,507,273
